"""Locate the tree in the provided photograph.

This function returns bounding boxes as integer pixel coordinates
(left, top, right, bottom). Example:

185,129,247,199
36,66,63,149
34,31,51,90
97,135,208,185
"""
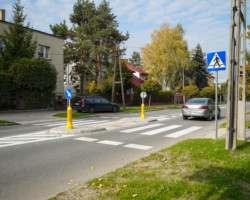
50,0,129,94
140,79,162,106
141,23,190,90
0,0,37,72
128,51,142,69
191,44,209,90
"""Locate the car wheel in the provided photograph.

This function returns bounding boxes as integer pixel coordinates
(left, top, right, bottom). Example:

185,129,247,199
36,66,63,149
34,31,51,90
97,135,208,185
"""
89,107,95,113
207,112,213,121
112,106,117,113
77,110,82,113
183,115,188,120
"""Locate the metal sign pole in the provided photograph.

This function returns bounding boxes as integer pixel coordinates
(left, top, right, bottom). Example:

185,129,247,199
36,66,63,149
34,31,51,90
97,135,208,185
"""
66,64,69,108
215,71,218,140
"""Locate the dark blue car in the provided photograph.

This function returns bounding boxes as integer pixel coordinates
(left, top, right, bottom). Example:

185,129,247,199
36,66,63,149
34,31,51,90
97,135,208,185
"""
72,96,120,113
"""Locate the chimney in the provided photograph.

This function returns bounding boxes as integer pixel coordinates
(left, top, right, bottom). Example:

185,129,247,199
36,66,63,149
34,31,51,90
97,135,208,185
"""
0,9,6,21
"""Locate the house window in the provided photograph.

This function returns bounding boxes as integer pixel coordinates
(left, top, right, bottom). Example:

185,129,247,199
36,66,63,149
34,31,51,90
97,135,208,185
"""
38,45,50,59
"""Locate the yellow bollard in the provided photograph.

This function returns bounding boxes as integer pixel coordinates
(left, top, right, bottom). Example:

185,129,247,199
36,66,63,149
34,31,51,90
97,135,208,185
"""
66,106,73,129
141,103,145,119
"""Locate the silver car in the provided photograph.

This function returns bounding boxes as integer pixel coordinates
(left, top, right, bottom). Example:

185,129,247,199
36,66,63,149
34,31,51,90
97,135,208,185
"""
182,98,221,120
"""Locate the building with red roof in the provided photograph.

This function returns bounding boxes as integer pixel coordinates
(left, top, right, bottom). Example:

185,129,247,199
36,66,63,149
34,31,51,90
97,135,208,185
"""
123,59,148,87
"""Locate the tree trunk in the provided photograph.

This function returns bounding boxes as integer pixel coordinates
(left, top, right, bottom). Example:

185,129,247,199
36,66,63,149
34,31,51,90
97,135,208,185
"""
98,52,101,83
80,56,85,95
149,95,151,107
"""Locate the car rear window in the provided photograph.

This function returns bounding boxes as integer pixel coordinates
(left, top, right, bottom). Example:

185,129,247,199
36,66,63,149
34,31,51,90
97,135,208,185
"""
188,99,206,104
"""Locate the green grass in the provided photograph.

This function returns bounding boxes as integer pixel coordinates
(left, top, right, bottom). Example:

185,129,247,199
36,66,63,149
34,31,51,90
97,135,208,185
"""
49,139,250,200
53,113,94,118
120,105,182,113
0,120,19,125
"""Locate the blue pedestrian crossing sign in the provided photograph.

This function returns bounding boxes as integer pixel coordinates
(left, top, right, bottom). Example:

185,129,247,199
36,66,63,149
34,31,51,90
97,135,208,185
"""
207,51,226,71
65,88,72,99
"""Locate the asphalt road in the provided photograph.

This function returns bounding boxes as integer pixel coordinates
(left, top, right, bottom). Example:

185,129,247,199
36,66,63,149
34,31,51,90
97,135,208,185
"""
0,104,249,200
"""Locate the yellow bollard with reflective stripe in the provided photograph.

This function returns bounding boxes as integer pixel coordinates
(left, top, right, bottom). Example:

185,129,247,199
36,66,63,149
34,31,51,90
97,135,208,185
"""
66,106,73,129
141,103,145,119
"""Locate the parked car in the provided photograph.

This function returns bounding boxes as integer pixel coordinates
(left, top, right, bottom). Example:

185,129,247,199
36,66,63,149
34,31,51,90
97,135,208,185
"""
72,96,120,113
182,98,221,120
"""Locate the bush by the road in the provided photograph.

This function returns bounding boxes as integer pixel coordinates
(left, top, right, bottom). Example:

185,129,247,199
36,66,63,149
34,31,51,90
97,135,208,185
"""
0,73,13,108
9,58,57,109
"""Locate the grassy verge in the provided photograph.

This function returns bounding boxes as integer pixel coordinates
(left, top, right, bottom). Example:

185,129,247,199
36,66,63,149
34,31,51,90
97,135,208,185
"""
49,139,250,200
120,105,182,113
53,113,94,118
0,120,19,125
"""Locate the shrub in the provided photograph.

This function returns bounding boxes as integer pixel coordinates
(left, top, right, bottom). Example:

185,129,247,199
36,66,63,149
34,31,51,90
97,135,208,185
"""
158,90,174,96
0,73,13,108
182,85,199,97
200,86,215,99
9,58,57,109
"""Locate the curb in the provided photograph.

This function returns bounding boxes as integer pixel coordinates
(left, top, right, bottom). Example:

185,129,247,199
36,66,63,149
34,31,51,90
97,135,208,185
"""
49,127,106,135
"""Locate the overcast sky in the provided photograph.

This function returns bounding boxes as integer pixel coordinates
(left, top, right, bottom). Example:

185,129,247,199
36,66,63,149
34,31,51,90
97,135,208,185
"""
1,0,250,83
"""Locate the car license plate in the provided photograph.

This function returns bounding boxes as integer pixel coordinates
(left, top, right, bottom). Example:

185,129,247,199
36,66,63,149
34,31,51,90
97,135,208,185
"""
74,103,79,106
191,112,199,115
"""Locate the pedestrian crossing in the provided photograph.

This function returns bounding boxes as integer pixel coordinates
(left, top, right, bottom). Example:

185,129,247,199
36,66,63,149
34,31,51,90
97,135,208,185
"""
2,114,202,150
74,136,153,151
0,131,72,148
33,119,110,127
74,123,202,150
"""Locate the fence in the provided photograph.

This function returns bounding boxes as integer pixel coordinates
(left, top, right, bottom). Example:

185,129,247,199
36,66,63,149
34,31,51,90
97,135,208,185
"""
115,94,184,106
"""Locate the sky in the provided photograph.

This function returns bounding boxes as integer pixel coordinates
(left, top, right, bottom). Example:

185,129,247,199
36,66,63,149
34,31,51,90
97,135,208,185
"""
1,0,250,83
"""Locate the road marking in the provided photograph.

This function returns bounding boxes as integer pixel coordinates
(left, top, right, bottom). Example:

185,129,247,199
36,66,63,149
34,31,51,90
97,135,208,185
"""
97,140,123,146
0,131,72,148
74,137,98,142
164,126,202,138
141,125,182,136
157,118,170,121
37,120,97,126
34,120,109,127
124,144,153,150
120,124,164,133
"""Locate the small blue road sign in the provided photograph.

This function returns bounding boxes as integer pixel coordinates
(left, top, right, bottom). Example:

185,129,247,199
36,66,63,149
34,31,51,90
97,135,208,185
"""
65,88,72,99
207,51,226,71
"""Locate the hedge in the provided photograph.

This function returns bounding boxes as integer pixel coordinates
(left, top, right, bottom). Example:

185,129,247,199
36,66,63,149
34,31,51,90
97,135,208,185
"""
0,73,13,108
9,58,57,109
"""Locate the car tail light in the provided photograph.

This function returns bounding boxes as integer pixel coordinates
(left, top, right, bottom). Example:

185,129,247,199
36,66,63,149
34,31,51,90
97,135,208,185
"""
82,97,85,106
199,106,208,109
182,105,188,109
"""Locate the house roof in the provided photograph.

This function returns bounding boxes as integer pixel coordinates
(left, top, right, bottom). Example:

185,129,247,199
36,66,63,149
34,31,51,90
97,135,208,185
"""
122,59,148,75
0,20,64,40
131,76,145,86
126,63,148,75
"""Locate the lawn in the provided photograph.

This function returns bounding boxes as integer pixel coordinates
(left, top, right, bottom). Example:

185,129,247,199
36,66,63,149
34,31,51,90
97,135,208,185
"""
0,120,19,125
120,105,182,113
49,139,250,200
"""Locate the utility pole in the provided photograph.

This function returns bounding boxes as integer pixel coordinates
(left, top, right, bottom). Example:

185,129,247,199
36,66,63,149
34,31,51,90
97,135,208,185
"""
226,0,246,150
111,44,126,110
